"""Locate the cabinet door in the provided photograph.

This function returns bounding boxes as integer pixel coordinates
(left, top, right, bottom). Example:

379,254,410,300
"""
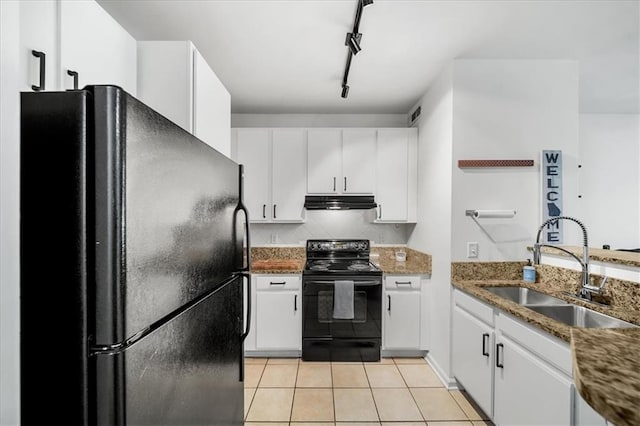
19,0,59,91
60,1,137,94
307,129,341,194
452,305,494,417
236,129,270,222
193,49,231,157
256,291,301,350
272,129,306,221
383,290,420,349
137,41,193,132
342,129,375,194
494,334,572,426
376,129,409,221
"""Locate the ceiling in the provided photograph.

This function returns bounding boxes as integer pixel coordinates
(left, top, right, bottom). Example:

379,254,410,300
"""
97,0,639,115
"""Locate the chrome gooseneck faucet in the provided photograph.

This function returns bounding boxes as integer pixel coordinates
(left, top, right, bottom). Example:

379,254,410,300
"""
533,216,606,301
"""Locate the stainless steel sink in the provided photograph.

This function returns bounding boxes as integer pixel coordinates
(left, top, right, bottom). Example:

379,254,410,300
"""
483,286,567,305
526,305,638,328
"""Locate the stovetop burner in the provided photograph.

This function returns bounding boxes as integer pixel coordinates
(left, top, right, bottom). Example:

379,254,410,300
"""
303,239,382,276
304,259,381,274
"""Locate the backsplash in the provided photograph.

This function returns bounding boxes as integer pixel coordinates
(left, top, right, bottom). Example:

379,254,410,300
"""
249,209,412,245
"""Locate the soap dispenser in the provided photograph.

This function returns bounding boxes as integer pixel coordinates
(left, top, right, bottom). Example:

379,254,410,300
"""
523,259,536,282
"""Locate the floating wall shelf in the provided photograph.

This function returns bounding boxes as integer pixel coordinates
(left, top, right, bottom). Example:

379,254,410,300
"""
458,159,534,168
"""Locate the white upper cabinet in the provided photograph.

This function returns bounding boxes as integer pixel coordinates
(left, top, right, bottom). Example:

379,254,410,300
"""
235,129,270,222
233,128,306,223
272,129,307,221
19,0,135,94
342,129,376,194
137,41,231,157
60,1,137,94
376,128,418,222
307,129,342,194
307,129,376,194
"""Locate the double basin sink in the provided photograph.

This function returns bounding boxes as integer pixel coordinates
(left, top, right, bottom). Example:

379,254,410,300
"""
483,286,637,329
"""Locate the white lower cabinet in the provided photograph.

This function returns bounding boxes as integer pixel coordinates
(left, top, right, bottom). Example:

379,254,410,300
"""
494,332,572,425
453,289,598,426
383,276,421,350
252,275,301,352
452,303,494,417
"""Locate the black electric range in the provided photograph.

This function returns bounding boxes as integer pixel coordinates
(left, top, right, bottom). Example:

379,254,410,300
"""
301,239,382,362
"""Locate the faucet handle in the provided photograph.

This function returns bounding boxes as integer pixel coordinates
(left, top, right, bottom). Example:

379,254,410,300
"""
584,275,608,294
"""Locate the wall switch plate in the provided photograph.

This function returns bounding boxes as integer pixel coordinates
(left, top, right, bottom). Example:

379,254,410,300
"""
467,242,479,258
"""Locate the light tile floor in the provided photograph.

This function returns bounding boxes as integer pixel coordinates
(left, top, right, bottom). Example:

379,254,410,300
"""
244,357,494,426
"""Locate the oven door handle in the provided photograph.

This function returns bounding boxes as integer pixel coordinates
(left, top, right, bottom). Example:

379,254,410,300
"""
303,280,381,286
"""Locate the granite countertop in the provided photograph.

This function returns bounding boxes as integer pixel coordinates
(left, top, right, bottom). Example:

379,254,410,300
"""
248,245,432,275
571,327,640,426
452,279,640,342
536,245,640,268
372,247,432,275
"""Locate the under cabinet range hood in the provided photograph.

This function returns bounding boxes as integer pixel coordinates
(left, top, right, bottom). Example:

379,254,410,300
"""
304,195,377,210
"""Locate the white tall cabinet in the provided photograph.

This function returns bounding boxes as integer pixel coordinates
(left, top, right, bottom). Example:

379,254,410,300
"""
137,41,231,157
232,128,306,223
59,1,137,92
376,128,418,222
19,0,136,94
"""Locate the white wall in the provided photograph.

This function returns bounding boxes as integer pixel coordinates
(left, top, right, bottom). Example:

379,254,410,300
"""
451,60,580,262
578,114,640,249
231,113,408,128
1,2,21,423
250,210,410,246
406,65,454,384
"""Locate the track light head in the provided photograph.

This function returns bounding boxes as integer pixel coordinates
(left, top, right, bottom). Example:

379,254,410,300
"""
346,32,362,55
341,85,349,99
362,0,373,6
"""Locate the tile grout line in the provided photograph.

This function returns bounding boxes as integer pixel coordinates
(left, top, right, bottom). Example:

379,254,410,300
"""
288,359,300,423
362,361,382,423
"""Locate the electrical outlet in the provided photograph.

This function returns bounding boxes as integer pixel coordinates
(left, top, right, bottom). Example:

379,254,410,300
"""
467,242,479,258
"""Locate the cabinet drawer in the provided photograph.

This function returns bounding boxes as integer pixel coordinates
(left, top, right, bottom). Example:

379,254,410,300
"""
385,276,420,290
256,276,300,290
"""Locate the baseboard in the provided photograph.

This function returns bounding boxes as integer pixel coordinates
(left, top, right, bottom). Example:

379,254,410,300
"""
381,350,427,358
425,352,459,390
244,350,301,358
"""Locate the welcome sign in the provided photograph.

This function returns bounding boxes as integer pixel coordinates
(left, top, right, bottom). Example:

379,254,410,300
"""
541,150,563,243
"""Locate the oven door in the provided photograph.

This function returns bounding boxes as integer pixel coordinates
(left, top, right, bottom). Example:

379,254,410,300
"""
302,275,382,361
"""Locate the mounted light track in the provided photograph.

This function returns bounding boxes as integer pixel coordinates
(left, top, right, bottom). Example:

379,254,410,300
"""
341,0,373,99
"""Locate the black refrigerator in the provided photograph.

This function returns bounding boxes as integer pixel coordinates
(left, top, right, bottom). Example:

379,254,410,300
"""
20,85,251,425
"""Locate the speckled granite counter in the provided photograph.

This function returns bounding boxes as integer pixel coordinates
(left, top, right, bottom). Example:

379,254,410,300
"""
452,261,640,426
536,245,640,268
250,246,304,274
249,245,432,275
571,328,640,426
372,246,432,275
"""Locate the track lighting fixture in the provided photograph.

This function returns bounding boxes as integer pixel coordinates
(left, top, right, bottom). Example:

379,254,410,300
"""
346,32,362,56
340,0,373,99
341,85,350,99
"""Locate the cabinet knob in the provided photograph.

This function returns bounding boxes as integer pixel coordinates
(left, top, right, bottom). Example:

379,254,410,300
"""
333,177,336,192
344,177,347,191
